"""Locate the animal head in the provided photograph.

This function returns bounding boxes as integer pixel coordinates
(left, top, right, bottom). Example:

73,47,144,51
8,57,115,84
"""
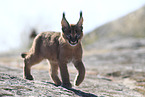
61,11,83,46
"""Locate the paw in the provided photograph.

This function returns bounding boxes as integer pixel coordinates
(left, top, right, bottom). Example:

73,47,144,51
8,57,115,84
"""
24,75,34,80
55,81,62,86
62,83,72,88
75,80,81,86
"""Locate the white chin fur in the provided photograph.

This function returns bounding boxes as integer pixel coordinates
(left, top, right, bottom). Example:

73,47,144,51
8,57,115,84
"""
69,43,77,47
67,40,78,47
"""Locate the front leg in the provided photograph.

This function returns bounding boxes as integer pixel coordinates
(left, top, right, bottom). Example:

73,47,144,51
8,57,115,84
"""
74,61,85,86
59,61,72,88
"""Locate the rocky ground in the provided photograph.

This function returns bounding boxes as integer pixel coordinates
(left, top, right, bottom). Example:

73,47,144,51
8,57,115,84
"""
0,38,145,97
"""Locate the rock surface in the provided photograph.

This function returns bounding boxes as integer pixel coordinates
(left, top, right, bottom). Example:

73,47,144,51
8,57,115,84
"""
0,65,97,97
0,42,145,97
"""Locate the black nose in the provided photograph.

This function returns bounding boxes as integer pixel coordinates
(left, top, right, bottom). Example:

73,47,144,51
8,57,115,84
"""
71,39,76,42
70,36,75,42
71,36,78,42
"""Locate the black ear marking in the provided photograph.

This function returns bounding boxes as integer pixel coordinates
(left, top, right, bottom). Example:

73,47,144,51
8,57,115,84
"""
63,12,65,18
61,12,70,32
80,11,82,17
77,11,83,27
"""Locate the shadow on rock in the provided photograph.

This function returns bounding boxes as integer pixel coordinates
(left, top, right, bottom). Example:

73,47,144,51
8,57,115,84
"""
44,81,98,97
67,88,98,97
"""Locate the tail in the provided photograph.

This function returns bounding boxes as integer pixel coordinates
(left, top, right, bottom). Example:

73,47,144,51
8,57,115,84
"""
21,52,28,58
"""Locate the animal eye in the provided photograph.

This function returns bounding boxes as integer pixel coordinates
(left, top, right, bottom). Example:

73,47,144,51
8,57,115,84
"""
76,34,80,38
66,34,71,38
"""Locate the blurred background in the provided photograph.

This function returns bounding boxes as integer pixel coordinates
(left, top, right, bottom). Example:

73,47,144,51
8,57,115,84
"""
0,0,145,53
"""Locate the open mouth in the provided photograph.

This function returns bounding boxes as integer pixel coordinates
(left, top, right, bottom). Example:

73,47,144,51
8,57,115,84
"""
68,40,78,46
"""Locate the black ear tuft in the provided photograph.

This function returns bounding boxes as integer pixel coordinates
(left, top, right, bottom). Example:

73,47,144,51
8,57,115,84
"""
77,11,83,27
63,12,65,18
80,11,82,17
61,12,70,29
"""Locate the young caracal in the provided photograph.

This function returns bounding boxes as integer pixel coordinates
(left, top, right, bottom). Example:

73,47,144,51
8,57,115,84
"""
21,11,85,88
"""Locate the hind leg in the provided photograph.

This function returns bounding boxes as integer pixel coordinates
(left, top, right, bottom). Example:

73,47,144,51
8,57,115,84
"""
24,53,43,80
49,61,61,86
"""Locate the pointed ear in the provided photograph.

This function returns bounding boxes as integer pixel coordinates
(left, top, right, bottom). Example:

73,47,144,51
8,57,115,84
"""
61,12,70,28
77,11,83,27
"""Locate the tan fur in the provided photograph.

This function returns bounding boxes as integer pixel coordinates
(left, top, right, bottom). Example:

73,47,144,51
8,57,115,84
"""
21,12,85,88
